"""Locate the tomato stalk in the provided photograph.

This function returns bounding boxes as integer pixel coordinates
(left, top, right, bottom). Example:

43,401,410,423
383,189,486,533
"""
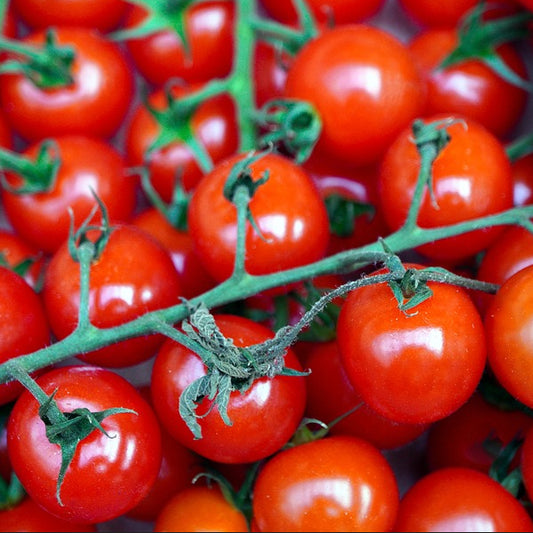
0,29,75,88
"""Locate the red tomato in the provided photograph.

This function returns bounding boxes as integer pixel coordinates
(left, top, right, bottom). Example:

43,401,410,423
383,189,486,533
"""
122,1,235,87
7,365,162,524
303,341,429,450
394,467,533,532
398,0,520,28
485,264,533,408
42,224,183,368
284,24,425,167
426,391,533,473
408,29,528,138
378,114,513,264
475,225,533,316
125,84,238,200
520,425,533,502
2,135,137,255
0,108,13,149
512,152,533,206
132,207,217,300
337,263,487,424
154,485,248,532
0,228,46,290
11,0,129,32
2,6,17,39
259,0,386,26
0,496,97,532
253,40,290,109
252,435,400,532
0,266,50,406
126,386,203,522
151,314,307,464
188,152,330,284
0,27,134,142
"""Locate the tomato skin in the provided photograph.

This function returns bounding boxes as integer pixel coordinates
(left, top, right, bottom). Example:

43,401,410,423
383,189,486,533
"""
259,0,386,26
394,466,533,532
0,28,134,142
337,263,487,425
303,341,429,450
0,266,50,406
12,0,129,32
253,40,290,109
151,314,307,464
125,85,238,200
188,152,330,284
512,153,533,206
252,435,400,532
425,391,533,473
378,115,513,263
154,485,248,532
485,265,533,408
132,207,217,300
2,135,137,255
0,497,97,532
520,425,533,503
284,24,425,167
7,365,162,524
123,2,235,87
42,224,183,368
408,30,528,139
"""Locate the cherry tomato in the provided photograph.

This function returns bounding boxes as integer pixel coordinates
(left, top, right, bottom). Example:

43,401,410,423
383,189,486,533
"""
0,108,13,149
394,466,533,532
187,152,330,284
7,365,162,524
0,497,97,532
520,425,533,502
511,152,533,206
125,84,238,200
11,0,129,32
378,114,513,264
303,340,429,450
284,24,425,167
425,391,533,473
252,435,400,532
485,264,533,409
253,40,290,109
151,314,307,464
154,485,248,532
408,30,528,138
337,263,487,424
122,1,235,87
132,207,217,300
42,224,183,368
2,135,137,255
259,0,386,26
0,27,134,142
0,266,50,406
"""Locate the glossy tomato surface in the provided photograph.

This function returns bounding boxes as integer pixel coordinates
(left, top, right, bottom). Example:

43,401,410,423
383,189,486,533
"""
7,365,162,524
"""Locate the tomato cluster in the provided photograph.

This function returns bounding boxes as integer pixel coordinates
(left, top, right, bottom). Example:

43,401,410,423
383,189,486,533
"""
1,0,533,531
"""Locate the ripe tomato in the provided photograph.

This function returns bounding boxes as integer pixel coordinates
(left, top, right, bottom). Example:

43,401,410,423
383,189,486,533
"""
154,485,248,532
0,497,97,532
258,0,386,26
378,114,513,263
125,84,238,200
2,135,137,255
11,0,129,32
520,425,533,502
284,24,425,167
303,340,429,450
425,391,533,473
0,265,50,406
132,207,217,300
42,224,183,368
0,27,134,142
122,1,235,87
187,152,330,284
408,30,528,138
252,435,400,532
253,40,290,109
0,108,13,149
6,365,162,524
485,264,533,408
394,467,533,531
337,263,487,425
511,152,533,206
475,225,533,316
151,314,307,464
